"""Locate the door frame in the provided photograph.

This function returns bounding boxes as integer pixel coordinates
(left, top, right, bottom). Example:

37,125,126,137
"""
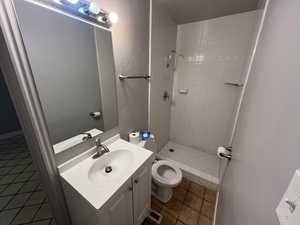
0,0,71,224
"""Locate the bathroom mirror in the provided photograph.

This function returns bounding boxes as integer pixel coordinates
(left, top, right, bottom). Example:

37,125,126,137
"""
13,0,118,153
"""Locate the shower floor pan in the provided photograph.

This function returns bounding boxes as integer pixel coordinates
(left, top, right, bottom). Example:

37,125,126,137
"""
158,142,220,190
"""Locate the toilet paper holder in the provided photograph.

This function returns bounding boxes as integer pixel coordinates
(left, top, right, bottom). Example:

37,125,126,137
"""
219,152,232,160
218,146,232,160
224,146,232,152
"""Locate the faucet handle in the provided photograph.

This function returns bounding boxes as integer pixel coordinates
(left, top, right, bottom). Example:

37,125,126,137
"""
81,132,92,141
95,138,102,147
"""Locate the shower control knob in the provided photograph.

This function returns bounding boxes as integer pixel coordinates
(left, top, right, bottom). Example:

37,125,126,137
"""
163,91,170,101
134,179,139,184
128,186,133,191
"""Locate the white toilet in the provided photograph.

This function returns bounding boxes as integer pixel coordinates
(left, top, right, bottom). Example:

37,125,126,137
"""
151,160,182,202
143,136,183,203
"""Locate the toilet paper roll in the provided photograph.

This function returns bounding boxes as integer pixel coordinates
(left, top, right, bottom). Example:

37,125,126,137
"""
92,112,101,117
217,146,229,159
129,131,140,144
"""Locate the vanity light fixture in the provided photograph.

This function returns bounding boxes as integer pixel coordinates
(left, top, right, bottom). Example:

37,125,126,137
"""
96,14,107,23
88,2,100,14
65,0,79,4
96,10,119,25
52,0,118,27
108,12,119,24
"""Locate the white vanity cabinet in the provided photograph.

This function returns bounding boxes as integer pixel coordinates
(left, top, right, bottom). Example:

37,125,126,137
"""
101,179,134,225
102,164,152,225
62,161,153,225
132,166,152,225
60,138,154,225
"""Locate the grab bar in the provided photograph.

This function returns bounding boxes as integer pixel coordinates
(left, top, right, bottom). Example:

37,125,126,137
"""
224,82,244,87
119,74,150,80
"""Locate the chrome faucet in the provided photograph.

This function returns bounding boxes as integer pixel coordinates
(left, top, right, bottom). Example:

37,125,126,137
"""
92,138,110,159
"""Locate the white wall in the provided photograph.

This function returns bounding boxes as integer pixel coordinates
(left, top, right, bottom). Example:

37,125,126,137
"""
169,11,258,155
217,0,300,224
218,7,266,181
150,0,177,150
97,0,150,139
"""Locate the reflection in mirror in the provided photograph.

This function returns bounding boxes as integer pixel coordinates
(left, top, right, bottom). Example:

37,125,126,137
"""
13,0,118,153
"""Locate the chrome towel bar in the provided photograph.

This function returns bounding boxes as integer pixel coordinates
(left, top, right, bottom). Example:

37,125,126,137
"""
119,74,150,80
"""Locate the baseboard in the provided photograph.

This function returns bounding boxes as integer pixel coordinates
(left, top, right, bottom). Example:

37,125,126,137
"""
0,130,23,140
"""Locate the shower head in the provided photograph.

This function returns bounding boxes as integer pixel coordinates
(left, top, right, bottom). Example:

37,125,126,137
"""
166,50,184,70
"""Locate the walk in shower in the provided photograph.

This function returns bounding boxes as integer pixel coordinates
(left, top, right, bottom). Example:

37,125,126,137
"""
149,0,262,189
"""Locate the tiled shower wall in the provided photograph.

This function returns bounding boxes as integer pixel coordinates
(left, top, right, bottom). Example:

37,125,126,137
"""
170,11,259,155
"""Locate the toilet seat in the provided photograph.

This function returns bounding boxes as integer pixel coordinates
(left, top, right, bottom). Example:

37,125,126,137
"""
152,160,182,187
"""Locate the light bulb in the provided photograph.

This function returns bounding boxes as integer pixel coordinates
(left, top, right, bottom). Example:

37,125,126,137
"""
108,12,119,24
66,0,79,4
88,2,100,14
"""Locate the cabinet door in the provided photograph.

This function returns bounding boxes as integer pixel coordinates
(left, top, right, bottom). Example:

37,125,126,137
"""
106,179,134,225
133,164,151,225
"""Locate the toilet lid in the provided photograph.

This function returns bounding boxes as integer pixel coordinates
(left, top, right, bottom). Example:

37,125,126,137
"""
152,160,182,186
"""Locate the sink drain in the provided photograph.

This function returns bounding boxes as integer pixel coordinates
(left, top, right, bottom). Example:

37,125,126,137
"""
105,166,112,173
169,148,175,152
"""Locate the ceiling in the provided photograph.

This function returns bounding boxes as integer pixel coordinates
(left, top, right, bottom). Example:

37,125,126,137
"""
157,0,260,24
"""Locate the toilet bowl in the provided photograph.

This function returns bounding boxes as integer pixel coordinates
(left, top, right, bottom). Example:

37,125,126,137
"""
129,132,183,203
151,160,182,202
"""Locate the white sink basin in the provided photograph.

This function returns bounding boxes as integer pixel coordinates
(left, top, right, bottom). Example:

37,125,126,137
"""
59,136,154,210
88,150,134,185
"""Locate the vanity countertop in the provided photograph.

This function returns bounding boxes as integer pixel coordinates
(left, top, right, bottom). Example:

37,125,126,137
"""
59,136,154,210
53,128,103,154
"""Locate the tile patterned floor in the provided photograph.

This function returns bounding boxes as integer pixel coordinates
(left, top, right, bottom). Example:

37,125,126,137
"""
0,135,55,225
143,178,217,225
